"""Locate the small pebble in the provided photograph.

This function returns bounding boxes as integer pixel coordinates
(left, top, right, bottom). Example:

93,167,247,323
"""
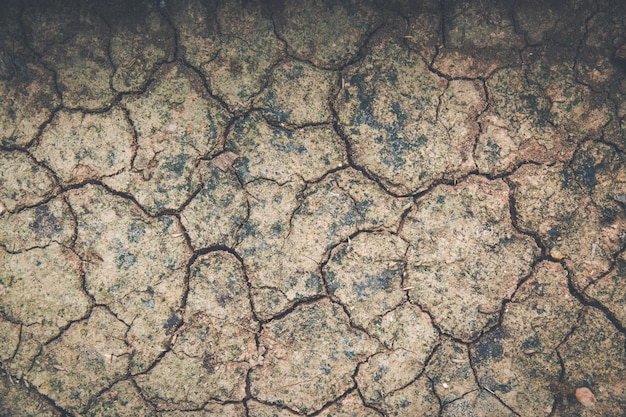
212,151,239,171
575,387,596,407
550,248,566,260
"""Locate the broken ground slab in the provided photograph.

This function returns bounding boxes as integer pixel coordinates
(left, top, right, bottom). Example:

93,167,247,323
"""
0,243,91,374
0,150,57,213
255,59,338,127
134,251,257,410
575,8,626,91
475,65,564,175
0,50,59,148
515,0,595,46
168,0,221,80
26,306,131,415
475,43,613,176
246,400,301,417
510,141,626,289
233,178,302,318
400,3,442,64
586,250,626,330
470,261,583,416
0,197,74,252
557,307,626,416
0,320,19,376
239,168,409,319
66,184,192,374
223,112,355,316
273,0,381,69
84,379,157,417
336,34,483,195
22,0,115,110
426,338,477,407
433,0,523,78
250,299,379,414
441,390,517,417
403,175,540,341
0,367,63,417
324,231,408,330
424,336,521,414
378,376,440,417
226,111,346,184
206,0,284,113
319,391,384,417
355,303,439,406
180,160,248,250
98,0,175,93
32,108,135,186
528,47,612,142
172,0,283,113
104,62,230,215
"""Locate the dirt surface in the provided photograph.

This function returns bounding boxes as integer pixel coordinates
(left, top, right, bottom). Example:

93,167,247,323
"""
1,0,626,416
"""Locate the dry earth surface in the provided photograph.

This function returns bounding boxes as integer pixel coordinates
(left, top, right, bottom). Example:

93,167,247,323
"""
1,0,626,416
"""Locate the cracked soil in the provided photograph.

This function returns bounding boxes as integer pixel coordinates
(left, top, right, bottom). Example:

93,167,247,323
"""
1,0,626,416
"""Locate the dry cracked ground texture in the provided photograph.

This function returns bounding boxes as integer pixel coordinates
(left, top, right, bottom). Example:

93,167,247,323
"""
1,0,626,416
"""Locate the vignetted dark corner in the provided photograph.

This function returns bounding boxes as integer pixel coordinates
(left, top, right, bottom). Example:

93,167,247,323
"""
1,0,625,416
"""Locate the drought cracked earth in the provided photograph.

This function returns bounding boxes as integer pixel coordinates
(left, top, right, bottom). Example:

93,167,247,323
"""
1,0,626,416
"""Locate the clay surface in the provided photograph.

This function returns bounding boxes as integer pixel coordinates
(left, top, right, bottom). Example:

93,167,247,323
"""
1,0,625,416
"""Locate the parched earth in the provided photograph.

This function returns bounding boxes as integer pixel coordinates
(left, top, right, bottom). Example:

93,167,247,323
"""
1,0,626,416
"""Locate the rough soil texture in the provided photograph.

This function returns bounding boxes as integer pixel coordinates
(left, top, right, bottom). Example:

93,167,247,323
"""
1,0,626,416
